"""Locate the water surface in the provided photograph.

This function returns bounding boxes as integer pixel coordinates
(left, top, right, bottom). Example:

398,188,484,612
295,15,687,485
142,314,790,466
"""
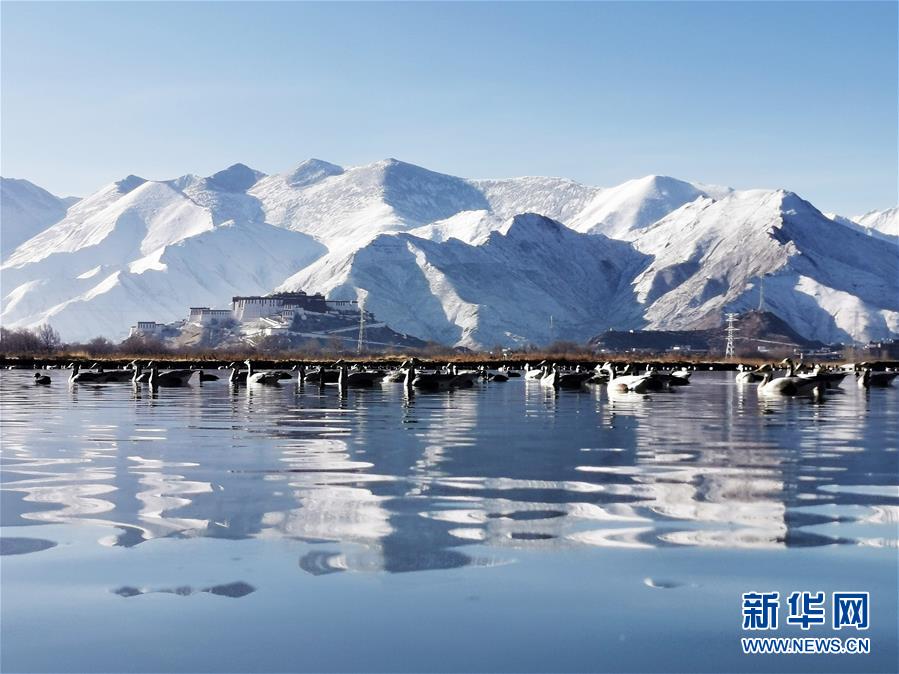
1,370,896,672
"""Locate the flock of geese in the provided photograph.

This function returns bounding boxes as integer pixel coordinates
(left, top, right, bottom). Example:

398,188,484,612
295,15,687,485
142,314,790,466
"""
736,358,897,397
22,357,896,397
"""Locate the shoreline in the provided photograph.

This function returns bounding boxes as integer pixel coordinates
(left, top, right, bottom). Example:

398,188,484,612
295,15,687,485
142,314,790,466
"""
3,353,896,372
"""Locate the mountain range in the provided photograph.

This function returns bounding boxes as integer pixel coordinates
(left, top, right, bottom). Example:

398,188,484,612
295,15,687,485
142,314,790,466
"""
2,159,897,347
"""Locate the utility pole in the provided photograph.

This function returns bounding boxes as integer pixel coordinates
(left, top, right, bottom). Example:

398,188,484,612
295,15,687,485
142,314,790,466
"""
725,312,739,359
356,304,366,355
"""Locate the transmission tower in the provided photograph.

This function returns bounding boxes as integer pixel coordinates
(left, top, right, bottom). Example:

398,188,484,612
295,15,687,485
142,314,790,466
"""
356,305,366,355
757,276,765,311
724,312,739,359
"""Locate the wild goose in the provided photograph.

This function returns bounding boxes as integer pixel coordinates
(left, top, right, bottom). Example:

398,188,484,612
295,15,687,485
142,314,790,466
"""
541,363,592,389
148,365,196,388
33,373,51,385
244,360,282,386
631,367,683,389
291,363,307,383
601,362,652,394
447,364,478,388
858,368,898,388
304,367,339,384
757,371,823,398
188,365,220,382
384,367,407,383
798,365,846,388
669,368,691,385
69,363,104,383
229,364,248,385
132,364,150,384
403,359,457,391
736,364,772,384
524,362,548,380
334,360,382,389
757,359,822,397
479,366,509,382
588,364,610,384
145,362,196,385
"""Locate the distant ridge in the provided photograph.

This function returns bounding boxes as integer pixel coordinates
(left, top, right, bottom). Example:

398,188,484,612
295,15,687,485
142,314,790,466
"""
591,310,827,355
2,159,897,346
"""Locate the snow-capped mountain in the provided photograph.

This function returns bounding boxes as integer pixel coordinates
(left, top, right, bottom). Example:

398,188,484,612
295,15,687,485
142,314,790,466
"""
824,210,897,245
568,175,714,240
631,191,899,343
250,158,491,250
1,178,77,260
2,158,896,347
279,213,649,348
853,207,898,240
1,167,324,341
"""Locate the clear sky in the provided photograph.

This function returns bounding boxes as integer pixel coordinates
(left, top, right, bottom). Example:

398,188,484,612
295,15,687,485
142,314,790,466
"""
1,1,896,215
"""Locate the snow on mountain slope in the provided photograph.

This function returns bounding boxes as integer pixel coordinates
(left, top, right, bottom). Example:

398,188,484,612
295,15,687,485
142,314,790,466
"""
469,175,600,223
568,175,714,240
4,179,215,269
250,161,715,252
1,168,324,341
407,210,506,245
3,157,896,347
824,212,897,245
853,207,898,239
633,191,899,343
1,178,76,260
280,213,649,348
251,158,490,249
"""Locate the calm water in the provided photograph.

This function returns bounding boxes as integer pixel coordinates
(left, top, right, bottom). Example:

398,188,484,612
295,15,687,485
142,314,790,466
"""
1,370,897,673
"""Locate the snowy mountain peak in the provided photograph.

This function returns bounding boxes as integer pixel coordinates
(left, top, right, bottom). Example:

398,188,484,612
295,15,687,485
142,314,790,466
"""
204,163,266,192
3,161,897,347
285,159,344,187
633,174,698,193
115,175,147,194
0,178,74,259
569,174,708,240
853,207,898,239
501,212,569,240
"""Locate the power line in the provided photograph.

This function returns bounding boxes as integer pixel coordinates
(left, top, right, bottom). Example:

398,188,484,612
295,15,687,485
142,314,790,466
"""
725,312,739,358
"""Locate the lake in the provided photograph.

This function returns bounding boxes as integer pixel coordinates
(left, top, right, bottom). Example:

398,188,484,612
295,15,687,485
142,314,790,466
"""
1,369,896,673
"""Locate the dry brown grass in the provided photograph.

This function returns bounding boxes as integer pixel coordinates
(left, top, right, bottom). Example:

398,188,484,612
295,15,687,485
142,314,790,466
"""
2,346,880,370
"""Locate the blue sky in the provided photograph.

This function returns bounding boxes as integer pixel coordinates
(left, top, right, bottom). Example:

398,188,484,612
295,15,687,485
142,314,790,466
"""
2,1,896,215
